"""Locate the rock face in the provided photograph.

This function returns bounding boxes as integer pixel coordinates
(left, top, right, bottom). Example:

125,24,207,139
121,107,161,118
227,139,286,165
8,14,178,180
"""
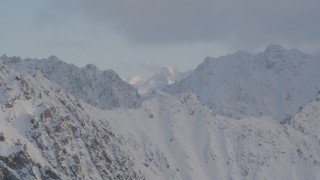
1,55,141,109
0,132,4,142
168,45,320,119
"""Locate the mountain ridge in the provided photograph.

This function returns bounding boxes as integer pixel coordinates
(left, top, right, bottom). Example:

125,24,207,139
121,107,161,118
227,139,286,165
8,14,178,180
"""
0,55,142,110
167,45,320,119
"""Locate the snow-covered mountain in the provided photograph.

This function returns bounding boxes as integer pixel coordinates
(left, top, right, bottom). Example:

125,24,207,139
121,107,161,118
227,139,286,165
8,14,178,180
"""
1,55,141,109
129,66,190,96
0,63,147,179
1,57,320,179
115,91,320,180
168,45,320,119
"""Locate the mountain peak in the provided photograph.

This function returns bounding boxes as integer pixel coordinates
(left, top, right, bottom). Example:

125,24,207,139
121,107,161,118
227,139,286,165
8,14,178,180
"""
264,44,289,60
132,66,190,96
2,56,142,109
85,63,98,70
265,44,287,52
158,66,180,79
47,55,62,63
168,46,320,119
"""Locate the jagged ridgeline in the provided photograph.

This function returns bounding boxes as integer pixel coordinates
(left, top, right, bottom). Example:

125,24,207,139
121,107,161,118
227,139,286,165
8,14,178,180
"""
167,45,320,120
1,46,320,180
1,55,141,110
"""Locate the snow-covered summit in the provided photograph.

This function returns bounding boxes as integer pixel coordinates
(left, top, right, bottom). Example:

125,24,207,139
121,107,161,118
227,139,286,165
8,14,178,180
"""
131,66,191,96
1,55,141,109
264,44,287,57
168,45,320,119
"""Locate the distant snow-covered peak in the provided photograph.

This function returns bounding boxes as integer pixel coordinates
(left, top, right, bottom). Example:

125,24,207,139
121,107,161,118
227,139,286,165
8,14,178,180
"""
158,66,179,78
168,45,320,119
154,66,184,84
126,75,144,86
133,66,191,96
265,44,287,53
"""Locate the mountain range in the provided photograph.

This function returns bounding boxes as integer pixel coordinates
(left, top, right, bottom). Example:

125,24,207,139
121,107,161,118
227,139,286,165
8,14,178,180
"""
1,45,320,180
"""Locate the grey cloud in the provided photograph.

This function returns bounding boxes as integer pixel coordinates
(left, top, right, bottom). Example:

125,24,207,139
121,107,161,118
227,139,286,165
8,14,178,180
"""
138,62,162,73
34,0,80,26
50,40,90,51
34,11,60,26
116,59,161,75
76,0,320,49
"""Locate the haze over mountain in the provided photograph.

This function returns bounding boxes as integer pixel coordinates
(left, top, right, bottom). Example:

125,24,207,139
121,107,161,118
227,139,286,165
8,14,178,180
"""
1,45,320,179
128,66,191,97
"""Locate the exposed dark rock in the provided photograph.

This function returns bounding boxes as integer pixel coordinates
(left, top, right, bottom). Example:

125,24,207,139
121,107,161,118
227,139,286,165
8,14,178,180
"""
0,132,4,142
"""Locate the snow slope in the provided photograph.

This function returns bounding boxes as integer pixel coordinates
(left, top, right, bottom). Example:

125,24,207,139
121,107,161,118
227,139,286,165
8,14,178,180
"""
168,45,320,119
108,91,320,180
1,60,320,179
1,55,141,109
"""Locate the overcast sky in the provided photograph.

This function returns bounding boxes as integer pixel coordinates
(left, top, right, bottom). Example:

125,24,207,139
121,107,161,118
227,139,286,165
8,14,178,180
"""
1,0,319,78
